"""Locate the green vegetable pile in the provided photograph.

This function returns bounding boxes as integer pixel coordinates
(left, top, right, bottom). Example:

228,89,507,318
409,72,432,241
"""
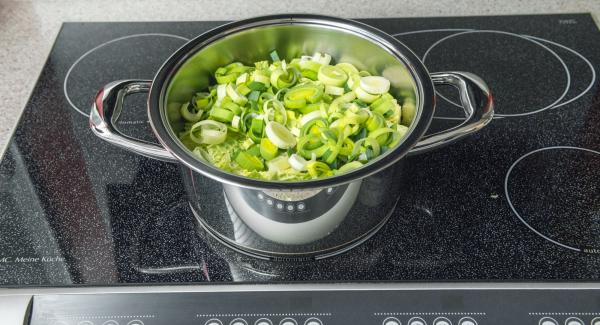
177,51,415,181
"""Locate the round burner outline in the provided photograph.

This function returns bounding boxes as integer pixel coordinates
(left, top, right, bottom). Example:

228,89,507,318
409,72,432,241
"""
64,33,190,117
394,29,596,120
504,146,600,253
422,30,570,118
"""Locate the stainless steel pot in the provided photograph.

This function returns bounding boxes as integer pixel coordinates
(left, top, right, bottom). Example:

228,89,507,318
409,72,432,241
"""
90,14,493,259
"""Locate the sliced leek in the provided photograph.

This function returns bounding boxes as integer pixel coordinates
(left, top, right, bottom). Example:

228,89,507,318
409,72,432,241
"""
176,52,415,180
283,84,324,109
259,138,279,160
299,110,323,127
359,76,391,94
318,65,348,86
336,62,359,76
265,121,297,149
288,153,308,171
336,161,363,174
189,120,227,145
355,86,380,103
215,62,249,84
235,151,264,171
267,154,291,172
226,83,248,105
325,85,345,96
180,102,204,122
306,161,333,177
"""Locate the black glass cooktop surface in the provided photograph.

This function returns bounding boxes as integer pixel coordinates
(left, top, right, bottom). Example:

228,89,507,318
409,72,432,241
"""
0,14,599,286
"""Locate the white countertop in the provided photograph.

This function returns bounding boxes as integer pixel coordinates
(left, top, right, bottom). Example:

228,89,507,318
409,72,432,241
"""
1,0,598,153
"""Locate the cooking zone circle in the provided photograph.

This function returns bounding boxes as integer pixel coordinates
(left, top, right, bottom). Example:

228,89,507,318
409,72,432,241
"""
64,33,189,117
394,29,596,119
504,146,600,253
422,30,569,118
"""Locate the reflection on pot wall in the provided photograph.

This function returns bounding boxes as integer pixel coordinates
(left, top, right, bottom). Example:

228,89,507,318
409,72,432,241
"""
184,159,405,259
223,181,362,245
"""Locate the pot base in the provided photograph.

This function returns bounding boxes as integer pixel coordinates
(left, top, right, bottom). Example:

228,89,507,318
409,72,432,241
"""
190,198,397,260
222,182,363,246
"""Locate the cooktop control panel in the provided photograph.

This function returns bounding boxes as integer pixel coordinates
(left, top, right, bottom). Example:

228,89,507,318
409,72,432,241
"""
26,289,600,325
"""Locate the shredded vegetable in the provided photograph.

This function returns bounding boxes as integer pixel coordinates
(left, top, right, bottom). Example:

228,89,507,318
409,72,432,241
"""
176,51,414,180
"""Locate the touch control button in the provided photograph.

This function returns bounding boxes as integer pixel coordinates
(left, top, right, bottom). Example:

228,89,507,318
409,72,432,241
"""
408,317,426,325
433,317,452,325
230,319,248,325
127,321,144,325
538,317,558,325
206,319,224,325
565,317,583,325
304,318,323,325
591,317,600,325
279,318,297,325
383,317,401,325
255,319,273,325
458,317,477,325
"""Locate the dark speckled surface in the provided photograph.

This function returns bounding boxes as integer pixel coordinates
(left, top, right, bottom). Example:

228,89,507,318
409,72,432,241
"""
0,14,599,286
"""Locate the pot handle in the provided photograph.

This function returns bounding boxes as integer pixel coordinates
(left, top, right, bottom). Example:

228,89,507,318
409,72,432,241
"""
409,71,494,154
90,79,178,162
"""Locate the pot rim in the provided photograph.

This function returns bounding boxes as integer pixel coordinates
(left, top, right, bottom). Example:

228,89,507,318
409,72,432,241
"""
147,14,435,190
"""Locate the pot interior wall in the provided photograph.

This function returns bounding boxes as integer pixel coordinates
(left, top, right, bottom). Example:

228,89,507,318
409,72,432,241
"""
164,23,418,135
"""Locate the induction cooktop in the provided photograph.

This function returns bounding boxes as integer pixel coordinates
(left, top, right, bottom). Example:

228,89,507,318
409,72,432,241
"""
0,14,599,325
